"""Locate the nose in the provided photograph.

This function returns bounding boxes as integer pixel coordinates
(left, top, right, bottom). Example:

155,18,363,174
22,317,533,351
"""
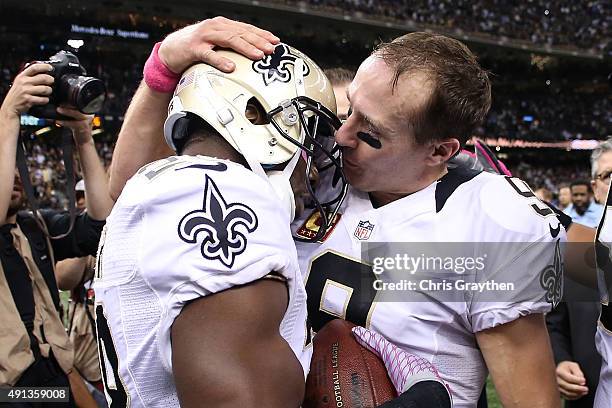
335,120,358,149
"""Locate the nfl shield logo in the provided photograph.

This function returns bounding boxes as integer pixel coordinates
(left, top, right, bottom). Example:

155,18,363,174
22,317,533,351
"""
354,220,375,240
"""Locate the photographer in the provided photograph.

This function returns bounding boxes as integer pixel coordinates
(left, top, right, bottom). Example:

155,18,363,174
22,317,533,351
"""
0,62,112,405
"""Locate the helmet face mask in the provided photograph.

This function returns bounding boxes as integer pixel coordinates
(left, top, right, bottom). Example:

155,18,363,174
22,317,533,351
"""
164,44,347,242
268,95,348,242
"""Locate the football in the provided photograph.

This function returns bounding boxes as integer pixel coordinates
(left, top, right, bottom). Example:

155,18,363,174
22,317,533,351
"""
304,319,397,408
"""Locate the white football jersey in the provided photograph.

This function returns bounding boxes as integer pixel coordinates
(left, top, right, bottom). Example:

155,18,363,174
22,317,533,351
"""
595,183,612,407
294,167,564,408
94,156,309,408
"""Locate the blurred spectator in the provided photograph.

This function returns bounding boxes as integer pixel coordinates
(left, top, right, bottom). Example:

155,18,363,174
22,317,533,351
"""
535,187,553,202
511,162,590,194
558,185,571,211
564,180,603,227
590,138,612,204
324,67,355,120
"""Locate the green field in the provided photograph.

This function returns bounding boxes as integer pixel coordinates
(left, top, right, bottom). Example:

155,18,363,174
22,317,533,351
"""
486,377,502,408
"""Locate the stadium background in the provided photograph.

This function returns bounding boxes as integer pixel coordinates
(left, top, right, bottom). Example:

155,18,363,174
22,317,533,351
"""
1,1,609,405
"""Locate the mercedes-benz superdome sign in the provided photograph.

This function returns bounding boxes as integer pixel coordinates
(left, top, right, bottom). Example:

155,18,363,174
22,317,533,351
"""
71,24,149,39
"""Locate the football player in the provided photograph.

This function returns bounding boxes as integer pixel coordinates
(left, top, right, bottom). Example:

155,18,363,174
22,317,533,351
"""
293,33,563,407
96,19,343,408
596,189,612,406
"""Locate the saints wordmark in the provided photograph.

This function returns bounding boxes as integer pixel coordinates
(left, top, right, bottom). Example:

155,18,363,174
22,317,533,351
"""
252,43,310,85
178,175,258,268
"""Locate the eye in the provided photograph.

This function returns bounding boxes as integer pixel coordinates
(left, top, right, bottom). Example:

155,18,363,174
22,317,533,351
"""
347,106,353,118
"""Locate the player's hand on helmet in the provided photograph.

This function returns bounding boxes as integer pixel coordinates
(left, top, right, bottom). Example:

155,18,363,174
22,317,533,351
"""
55,106,94,145
159,16,280,74
0,63,54,120
555,361,588,400
352,326,452,403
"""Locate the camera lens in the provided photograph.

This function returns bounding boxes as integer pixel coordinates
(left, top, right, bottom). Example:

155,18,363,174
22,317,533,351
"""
77,79,106,114
61,75,106,114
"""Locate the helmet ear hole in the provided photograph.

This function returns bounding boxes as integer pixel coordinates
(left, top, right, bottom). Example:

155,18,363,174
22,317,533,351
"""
171,113,219,154
171,115,192,154
245,97,269,125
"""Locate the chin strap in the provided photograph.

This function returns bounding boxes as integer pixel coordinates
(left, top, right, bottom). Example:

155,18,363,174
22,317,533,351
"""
266,151,300,221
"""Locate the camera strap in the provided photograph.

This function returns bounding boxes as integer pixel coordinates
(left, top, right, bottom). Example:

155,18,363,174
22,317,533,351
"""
16,127,77,239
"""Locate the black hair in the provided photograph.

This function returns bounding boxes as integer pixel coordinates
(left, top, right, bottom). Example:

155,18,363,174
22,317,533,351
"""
570,180,592,192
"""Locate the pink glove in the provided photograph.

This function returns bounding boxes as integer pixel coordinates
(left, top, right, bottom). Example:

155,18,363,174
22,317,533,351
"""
352,326,452,401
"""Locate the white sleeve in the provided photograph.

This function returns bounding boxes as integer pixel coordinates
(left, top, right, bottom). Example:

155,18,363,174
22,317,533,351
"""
133,160,298,370
468,176,565,332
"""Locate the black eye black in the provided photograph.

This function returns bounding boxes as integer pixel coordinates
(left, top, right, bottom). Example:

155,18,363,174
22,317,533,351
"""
357,132,382,149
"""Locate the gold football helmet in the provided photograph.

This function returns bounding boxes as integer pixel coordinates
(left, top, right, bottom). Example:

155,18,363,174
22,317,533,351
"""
164,43,347,241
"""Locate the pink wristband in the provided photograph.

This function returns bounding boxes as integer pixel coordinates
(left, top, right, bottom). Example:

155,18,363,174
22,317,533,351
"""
143,42,181,93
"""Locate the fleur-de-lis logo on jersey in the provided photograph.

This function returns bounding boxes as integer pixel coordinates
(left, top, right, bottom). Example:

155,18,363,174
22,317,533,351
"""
178,175,258,268
252,43,310,85
540,238,563,306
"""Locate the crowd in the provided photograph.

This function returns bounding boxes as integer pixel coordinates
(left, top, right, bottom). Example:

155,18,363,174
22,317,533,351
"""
509,161,590,197
19,138,114,210
482,92,610,142
280,0,609,51
3,58,607,145
18,133,591,212
5,53,602,210
0,40,605,211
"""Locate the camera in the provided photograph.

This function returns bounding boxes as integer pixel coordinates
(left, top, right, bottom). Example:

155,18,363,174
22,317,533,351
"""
28,51,106,119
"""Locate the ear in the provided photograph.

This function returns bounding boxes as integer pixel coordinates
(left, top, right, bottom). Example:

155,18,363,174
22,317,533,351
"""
424,138,461,166
591,179,597,192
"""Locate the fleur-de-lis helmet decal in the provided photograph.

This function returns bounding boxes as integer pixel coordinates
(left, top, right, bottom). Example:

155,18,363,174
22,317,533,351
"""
252,43,310,85
178,175,258,268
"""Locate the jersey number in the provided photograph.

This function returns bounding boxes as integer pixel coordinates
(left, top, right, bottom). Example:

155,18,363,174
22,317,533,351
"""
305,252,377,332
505,176,553,217
137,156,227,181
96,305,129,407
